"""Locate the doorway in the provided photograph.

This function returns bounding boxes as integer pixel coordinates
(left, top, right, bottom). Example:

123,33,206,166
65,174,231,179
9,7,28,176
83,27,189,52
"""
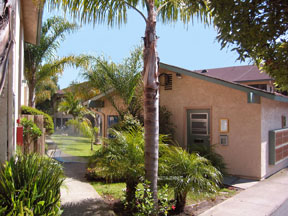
187,109,210,152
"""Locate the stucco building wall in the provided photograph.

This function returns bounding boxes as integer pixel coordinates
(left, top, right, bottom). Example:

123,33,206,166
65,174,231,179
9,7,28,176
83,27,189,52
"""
0,1,24,162
261,98,288,179
159,68,262,179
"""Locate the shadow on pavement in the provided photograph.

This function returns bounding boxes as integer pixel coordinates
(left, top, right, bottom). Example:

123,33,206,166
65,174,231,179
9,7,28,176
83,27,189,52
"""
62,198,116,216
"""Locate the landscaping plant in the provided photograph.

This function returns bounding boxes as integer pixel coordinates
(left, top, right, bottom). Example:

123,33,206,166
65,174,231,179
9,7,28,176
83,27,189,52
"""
191,144,227,175
21,105,54,134
90,128,145,209
159,145,222,213
21,118,42,154
0,154,64,215
132,181,173,216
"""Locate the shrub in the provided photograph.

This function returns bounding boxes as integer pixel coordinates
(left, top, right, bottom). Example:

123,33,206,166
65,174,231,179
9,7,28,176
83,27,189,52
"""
21,105,54,134
0,154,64,215
132,182,173,216
21,118,42,154
191,144,227,175
159,145,222,213
159,106,176,143
112,114,143,132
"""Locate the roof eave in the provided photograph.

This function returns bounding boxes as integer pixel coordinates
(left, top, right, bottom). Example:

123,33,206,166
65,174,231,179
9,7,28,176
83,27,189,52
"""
159,62,288,104
21,0,43,45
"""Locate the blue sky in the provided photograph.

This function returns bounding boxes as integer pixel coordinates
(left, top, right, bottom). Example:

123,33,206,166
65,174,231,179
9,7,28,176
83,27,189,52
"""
44,7,248,89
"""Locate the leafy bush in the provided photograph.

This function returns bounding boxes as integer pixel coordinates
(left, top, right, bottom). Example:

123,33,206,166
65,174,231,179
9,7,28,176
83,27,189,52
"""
112,114,143,132
0,154,64,215
21,118,42,154
159,106,176,143
132,182,173,216
21,105,54,134
191,144,227,175
21,118,42,139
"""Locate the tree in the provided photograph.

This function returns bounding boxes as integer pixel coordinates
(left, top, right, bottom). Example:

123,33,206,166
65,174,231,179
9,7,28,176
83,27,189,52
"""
94,127,145,209
58,91,86,119
49,0,210,207
83,46,143,120
25,16,89,107
210,0,288,90
66,116,98,150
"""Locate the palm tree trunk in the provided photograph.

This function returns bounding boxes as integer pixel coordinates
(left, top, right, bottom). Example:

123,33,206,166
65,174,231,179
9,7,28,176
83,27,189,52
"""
28,77,36,107
175,191,188,213
143,0,159,209
125,179,138,211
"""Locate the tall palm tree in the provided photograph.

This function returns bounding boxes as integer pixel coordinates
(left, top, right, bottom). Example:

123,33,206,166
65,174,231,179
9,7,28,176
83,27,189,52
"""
25,16,90,107
49,0,210,206
83,46,143,119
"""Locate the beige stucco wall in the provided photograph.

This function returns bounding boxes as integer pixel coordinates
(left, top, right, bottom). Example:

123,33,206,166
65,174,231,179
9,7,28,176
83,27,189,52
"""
159,68,262,179
96,94,125,136
261,98,288,179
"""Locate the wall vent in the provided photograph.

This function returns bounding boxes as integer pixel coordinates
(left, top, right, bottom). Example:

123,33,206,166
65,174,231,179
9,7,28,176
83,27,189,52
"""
164,74,172,90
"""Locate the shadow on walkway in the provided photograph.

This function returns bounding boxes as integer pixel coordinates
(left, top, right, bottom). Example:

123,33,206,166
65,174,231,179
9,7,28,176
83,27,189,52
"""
62,198,116,216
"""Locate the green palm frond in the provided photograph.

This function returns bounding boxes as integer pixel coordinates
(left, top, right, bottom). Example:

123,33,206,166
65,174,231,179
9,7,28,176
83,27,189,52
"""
82,46,143,118
159,145,222,194
58,92,87,118
49,0,210,27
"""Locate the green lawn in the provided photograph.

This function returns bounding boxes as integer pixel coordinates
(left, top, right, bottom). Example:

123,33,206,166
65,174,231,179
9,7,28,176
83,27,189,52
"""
51,135,101,158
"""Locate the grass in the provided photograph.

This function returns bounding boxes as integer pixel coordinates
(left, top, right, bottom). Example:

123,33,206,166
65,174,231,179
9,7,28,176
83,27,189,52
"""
51,134,101,159
90,180,236,205
91,182,126,201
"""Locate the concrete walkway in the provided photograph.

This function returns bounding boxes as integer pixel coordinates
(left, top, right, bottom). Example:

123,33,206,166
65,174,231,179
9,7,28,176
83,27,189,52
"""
46,138,116,216
200,168,288,216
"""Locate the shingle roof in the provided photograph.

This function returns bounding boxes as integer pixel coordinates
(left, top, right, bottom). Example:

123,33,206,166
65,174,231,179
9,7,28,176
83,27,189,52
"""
195,65,272,82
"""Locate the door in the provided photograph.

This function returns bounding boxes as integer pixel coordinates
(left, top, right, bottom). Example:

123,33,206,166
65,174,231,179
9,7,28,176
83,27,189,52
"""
187,109,210,152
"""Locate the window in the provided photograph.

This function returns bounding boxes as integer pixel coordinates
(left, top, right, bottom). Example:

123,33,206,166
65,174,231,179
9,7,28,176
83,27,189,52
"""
164,74,172,90
190,113,208,135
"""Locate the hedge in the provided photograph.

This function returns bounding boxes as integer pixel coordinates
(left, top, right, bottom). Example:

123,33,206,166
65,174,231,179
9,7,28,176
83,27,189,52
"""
21,106,54,135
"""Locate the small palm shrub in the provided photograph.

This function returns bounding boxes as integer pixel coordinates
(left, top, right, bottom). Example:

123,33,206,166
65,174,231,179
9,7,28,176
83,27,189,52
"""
0,154,64,215
21,105,54,134
89,128,145,209
191,144,227,175
159,145,222,213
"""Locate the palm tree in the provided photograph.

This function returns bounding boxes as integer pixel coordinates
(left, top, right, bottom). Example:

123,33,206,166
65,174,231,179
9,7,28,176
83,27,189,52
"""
25,16,90,107
58,91,86,119
91,127,145,209
159,145,222,213
49,0,210,206
66,116,98,150
83,46,143,119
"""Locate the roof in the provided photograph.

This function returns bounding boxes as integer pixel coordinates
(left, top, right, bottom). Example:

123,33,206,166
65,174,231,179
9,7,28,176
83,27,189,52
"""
195,65,272,83
159,62,288,103
21,0,43,45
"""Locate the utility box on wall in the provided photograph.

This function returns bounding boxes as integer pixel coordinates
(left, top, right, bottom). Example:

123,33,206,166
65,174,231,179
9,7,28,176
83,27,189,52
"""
269,128,288,165
17,126,23,146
